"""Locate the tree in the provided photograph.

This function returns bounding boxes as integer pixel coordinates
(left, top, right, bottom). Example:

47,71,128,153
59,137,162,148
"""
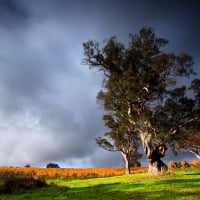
46,163,60,168
95,114,142,174
172,79,200,159
176,129,200,160
122,152,141,168
83,27,199,174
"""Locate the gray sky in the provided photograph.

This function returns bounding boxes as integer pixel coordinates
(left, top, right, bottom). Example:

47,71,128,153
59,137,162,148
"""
0,0,199,167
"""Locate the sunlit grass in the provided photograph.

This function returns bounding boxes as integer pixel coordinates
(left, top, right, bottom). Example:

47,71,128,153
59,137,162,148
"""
0,167,199,200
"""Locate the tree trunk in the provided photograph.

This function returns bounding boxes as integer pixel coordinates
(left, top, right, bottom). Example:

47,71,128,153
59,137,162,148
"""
121,152,131,175
146,144,168,174
140,132,168,174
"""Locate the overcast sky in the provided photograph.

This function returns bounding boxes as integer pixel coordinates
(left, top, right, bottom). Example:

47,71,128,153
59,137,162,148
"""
0,0,199,167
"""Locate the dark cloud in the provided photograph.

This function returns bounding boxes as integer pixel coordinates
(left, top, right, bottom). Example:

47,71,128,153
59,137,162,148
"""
0,0,199,167
0,0,28,29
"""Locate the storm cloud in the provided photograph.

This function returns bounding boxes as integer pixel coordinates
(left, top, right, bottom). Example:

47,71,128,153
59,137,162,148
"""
0,0,199,167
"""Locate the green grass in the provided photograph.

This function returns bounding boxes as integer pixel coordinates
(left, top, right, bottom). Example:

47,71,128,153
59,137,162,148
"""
0,167,200,200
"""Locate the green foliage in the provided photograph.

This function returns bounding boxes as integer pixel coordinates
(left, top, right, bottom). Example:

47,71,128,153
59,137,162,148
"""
46,163,60,168
83,27,200,163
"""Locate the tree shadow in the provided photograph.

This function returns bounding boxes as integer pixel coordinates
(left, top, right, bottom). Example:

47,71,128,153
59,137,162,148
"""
64,181,200,200
155,178,200,188
186,173,200,176
1,178,200,199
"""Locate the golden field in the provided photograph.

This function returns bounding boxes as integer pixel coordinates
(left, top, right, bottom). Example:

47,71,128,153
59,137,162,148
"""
0,166,148,178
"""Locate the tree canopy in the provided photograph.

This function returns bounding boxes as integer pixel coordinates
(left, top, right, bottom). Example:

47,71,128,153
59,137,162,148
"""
83,27,200,174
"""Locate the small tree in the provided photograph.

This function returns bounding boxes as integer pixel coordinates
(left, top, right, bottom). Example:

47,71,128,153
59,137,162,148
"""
83,27,200,174
95,96,142,174
96,120,142,174
46,163,60,168
173,79,200,159
122,153,141,168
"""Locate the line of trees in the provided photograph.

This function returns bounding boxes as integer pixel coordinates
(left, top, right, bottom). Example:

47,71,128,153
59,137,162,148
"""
83,27,200,174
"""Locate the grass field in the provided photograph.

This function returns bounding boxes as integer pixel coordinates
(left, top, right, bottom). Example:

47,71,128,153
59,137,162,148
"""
0,167,199,200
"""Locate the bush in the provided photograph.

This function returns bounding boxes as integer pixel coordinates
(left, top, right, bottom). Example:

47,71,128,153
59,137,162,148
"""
46,163,60,168
168,160,178,169
2,177,46,194
189,160,200,167
179,160,189,168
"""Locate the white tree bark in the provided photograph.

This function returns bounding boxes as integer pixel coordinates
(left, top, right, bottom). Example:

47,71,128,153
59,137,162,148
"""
190,150,200,160
121,152,130,175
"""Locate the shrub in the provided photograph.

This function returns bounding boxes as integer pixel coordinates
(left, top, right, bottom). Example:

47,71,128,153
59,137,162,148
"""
168,160,178,169
189,160,200,167
46,163,60,168
179,160,189,168
2,177,46,194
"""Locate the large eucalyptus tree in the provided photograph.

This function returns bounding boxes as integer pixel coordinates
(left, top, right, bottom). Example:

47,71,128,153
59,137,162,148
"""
83,27,199,173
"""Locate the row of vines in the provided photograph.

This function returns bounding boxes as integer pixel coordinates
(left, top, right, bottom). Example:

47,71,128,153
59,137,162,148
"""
0,167,148,178
0,160,199,179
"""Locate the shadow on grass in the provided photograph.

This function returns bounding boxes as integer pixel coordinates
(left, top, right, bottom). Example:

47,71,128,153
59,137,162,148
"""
1,178,200,200
154,178,200,188
186,173,200,176
62,181,200,200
